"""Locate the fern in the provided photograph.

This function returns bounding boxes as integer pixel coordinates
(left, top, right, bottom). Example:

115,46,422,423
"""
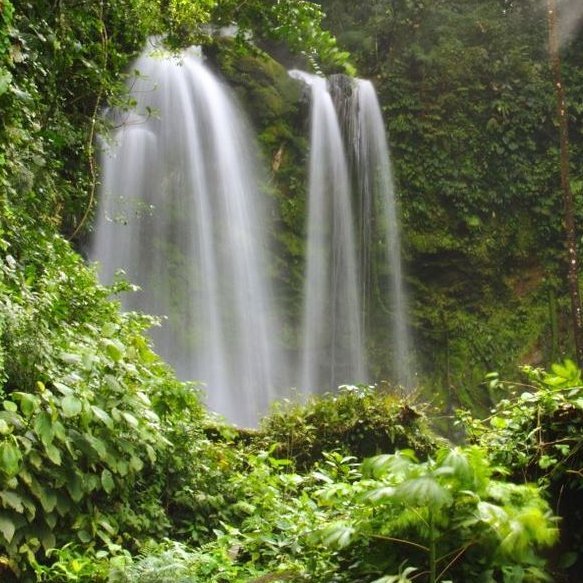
318,446,558,582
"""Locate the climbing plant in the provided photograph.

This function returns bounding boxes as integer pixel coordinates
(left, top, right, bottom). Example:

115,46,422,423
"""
318,0,583,397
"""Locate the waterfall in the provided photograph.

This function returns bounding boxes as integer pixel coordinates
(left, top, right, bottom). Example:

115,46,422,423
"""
92,43,286,426
289,70,366,392
291,71,413,390
92,40,413,426
352,79,413,386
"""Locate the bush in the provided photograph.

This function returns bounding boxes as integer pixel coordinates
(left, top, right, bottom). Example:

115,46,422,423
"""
317,446,558,582
258,384,438,470
460,360,583,579
0,235,204,579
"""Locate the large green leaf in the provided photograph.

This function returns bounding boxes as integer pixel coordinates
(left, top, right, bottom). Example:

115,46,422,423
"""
34,412,55,446
320,523,355,549
0,442,22,477
12,392,39,418
394,476,452,509
0,512,16,543
45,443,62,466
61,395,83,417
101,469,115,494
90,405,113,428
67,471,84,502
0,491,24,513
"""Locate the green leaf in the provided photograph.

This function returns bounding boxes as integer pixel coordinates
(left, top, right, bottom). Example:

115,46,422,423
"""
34,412,54,446
438,448,475,485
0,513,16,543
13,392,39,417
363,450,417,479
59,352,82,365
29,478,57,514
38,524,56,551
121,411,139,428
0,419,10,435
87,436,108,460
364,486,396,503
321,523,355,549
54,381,74,396
45,443,62,466
395,476,452,508
55,492,71,517
82,352,97,371
129,456,144,472
61,395,83,417
77,529,92,543
91,406,113,428
44,512,57,529
101,469,115,494
116,460,129,476
101,322,119,338
0,70,13,96
38,488,58,514
146,444,157,464
558,552,579,569
3,401,17,413
67,472,84,502
104,339,124,362
0,491,24,513
0,442,22,477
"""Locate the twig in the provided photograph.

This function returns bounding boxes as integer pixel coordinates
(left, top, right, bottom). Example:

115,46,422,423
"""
370,534,429,552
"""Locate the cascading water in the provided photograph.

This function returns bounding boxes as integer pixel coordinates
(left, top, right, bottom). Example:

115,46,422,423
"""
289,70,367,393
351,79,413,386
291,71,413,390
92,42,286,426
93,39,412,425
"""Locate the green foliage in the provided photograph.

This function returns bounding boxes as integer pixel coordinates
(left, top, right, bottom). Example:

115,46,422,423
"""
33,543,116,582
259,384,438,470
104,448,340,582
0,0,357,578
1,1,145,236
461,360,583,486
317,446,558,582
214,0,354,74
101,441,559,583
2,0,583,580
318,0,583,397
0,235,206,578
460,360,583,578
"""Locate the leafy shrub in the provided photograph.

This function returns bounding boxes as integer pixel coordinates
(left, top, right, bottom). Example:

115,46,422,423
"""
317,446,558,582
102,443,559,583
258,384,438,470
461,360,583,578
106,449,339,583
0,235,204,579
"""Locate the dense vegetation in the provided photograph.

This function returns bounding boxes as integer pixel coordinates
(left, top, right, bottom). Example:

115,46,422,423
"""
319,0,583,402
1,0,583,581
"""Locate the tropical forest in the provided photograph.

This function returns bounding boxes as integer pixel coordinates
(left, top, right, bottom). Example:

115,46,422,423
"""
1,0,583,581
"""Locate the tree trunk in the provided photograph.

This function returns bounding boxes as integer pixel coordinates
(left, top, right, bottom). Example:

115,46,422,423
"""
547,0,583,366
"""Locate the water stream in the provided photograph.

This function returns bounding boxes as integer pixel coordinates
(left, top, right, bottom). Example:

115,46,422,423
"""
92,44,286,426
291,71,413,390
93,43,412,426
289,70,366,393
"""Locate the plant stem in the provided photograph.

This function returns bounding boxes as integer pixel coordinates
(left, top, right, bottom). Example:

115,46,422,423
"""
369,534,429,552
429,511,436,583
